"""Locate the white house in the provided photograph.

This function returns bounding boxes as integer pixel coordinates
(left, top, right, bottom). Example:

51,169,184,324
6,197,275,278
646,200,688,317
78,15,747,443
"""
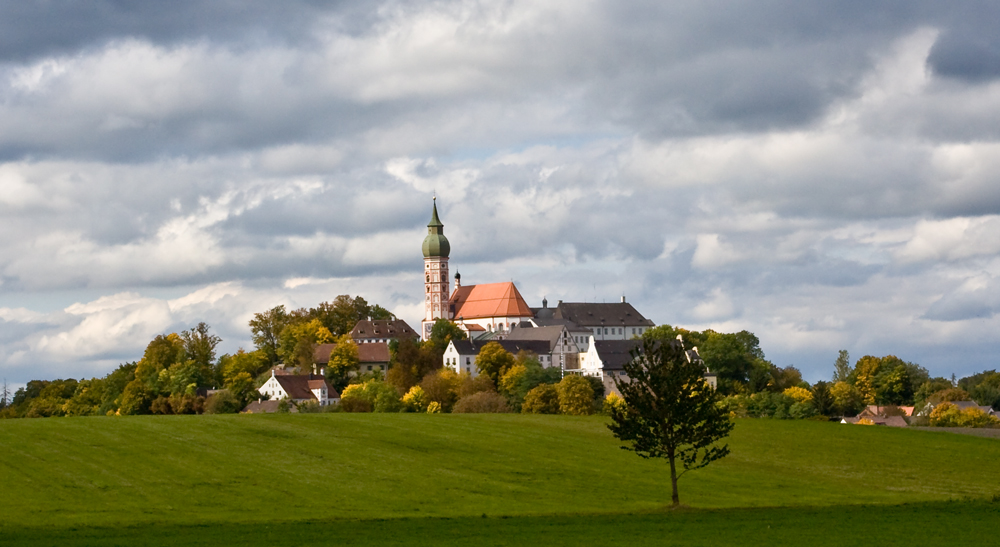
259,370,340,406
570,336,715,396
443,339,552,378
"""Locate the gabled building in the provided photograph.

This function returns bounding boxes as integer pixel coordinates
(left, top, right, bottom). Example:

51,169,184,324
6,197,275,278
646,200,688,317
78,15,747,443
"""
443,339,552,377
450,281,535,336
351,319,419,345
533,299,655,347
258,371,340,406
503,324,582,371
571,336,714,397
314,342,392,377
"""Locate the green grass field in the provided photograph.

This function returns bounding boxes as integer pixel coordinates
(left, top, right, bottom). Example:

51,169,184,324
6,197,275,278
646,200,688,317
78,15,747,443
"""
2,415,998,545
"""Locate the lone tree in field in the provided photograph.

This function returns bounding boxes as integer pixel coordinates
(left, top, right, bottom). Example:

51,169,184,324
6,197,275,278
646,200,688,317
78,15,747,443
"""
608,338,733,507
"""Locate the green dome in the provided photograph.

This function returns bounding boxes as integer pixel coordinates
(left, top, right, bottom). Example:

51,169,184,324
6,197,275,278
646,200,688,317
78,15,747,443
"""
422,199,450,258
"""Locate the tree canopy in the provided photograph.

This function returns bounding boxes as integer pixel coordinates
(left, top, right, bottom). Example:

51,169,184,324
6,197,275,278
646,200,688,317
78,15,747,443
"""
608,338,733,507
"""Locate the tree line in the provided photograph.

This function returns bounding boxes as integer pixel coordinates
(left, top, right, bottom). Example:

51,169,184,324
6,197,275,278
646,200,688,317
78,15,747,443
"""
0,295,392,418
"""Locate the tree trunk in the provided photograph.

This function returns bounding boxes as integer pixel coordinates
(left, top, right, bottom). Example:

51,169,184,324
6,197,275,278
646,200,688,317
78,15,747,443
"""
668,448,679,507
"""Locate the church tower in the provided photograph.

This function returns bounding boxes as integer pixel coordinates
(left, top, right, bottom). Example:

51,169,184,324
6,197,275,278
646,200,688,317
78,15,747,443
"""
421,197,451,340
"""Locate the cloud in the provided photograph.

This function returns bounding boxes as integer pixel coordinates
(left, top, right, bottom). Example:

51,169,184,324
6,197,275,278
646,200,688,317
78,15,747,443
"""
2,2,1000,387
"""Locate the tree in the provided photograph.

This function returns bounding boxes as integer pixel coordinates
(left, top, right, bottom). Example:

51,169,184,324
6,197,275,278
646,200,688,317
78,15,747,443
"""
278,318,334,370
475,342,516,385
832,350,851,382
698,330,763,394
830,381,863,416
180,322,222,385
326,334,360,390
811,381,834,416
608,338,733,507
428,319,467,353
521,384,560,414
556,375,595,415
249,305,289,366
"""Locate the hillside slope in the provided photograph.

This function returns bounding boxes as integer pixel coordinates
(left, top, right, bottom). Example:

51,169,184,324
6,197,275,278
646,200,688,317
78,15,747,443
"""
1,414,998,528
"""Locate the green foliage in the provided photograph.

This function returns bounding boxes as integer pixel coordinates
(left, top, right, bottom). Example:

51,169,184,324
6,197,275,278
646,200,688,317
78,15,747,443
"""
475,342,516,385
135,333,186,385
833,350,851,382
204,390,242,414
914,377,955,408
278,318,333,370
180,322,222,386
325,334,360,390
959,370,1000,410
556,375,595,415
220,349,269,387
608,338,733,506
811,381,835,416
420,368,461,412
341,379,402,413
249,305,288,366
698,330,764,394
118,379,154,415
428,319,467,353
522,384,560,414
389,338,442,394
830,381,864,416
453,391,511,413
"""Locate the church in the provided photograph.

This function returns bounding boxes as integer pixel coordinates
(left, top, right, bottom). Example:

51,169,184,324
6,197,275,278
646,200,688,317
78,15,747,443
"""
419,198,656,342
420,198,715,395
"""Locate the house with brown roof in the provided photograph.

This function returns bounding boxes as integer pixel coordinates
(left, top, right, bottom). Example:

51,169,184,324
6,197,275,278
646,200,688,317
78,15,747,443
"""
350,319,419,345
314,342,392,377
258,371,340,407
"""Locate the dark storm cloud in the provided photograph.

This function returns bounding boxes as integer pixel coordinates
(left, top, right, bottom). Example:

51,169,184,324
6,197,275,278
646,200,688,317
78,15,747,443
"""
0,0,363,63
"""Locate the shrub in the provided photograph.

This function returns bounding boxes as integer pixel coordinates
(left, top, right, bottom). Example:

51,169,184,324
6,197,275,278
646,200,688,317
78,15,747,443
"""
339,397,372,413
204,389,241,414
603,392,626,415
297,400,322,413
522,384,560,414
420,368,460,412
426,401,441,413
557,375,595,415
783,386,813,404
453,391,510,413
458,373,495,399
931,402,1000,427
402,386,428,412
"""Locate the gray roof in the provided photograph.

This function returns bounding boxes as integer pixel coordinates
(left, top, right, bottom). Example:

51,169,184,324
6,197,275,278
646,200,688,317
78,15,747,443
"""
350,319,419,341
593,340,643,370
449,339,551,357
550,302,655,328
504,325,567,347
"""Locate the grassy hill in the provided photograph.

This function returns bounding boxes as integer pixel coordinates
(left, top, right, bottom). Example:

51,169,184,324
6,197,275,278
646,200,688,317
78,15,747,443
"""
1,414,999,543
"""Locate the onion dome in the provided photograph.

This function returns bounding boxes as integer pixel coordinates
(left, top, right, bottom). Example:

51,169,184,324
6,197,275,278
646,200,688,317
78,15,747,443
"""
421,197,450,258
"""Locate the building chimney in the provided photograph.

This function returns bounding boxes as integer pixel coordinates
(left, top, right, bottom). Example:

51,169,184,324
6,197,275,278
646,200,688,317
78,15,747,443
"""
542,297,548,308
621,295,626,303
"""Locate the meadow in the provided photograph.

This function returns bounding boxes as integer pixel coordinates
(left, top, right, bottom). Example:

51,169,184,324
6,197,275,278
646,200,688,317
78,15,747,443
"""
1,414,998,545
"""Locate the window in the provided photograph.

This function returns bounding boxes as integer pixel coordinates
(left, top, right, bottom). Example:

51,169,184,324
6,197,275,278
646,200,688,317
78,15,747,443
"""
466,357,471,365
604,328,608,335
367,365,372,371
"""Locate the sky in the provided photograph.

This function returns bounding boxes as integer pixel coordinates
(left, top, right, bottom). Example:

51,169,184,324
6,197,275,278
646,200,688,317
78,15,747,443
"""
2,1,1000,390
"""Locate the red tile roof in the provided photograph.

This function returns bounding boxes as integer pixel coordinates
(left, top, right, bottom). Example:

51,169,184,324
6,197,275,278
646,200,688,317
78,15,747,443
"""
450,282,534,320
